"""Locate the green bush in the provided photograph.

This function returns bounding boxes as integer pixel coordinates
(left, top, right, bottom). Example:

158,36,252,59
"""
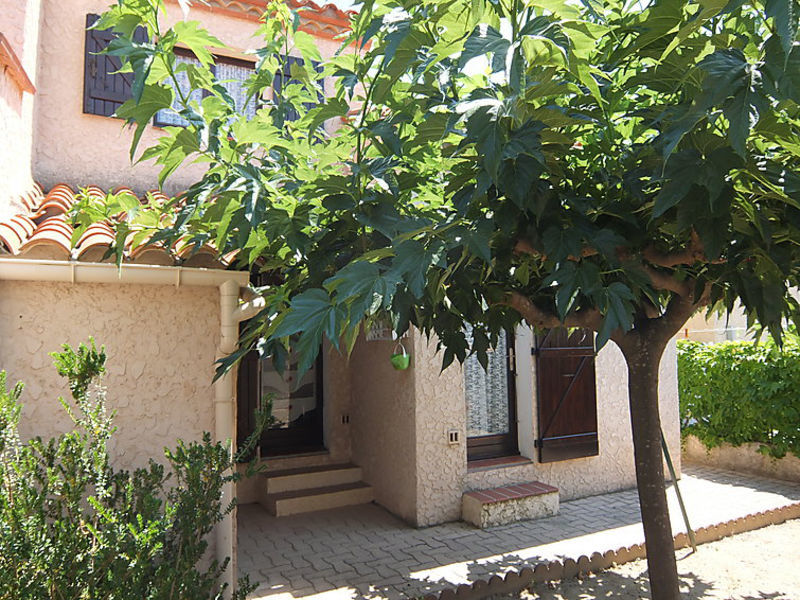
678,338,800,459
0,340,259,599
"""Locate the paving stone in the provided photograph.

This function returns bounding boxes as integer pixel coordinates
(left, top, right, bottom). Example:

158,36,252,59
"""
239,465,800,600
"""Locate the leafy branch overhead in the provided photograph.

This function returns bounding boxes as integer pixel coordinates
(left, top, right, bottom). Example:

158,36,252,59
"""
92,0,800,374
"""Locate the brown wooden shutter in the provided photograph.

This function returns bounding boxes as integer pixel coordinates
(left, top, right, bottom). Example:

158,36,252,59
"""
534,328,599,463
83,14,146,117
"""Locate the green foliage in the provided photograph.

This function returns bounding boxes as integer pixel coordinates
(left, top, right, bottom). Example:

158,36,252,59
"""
92,0,800,379
0,342,257,599
677,339,800,459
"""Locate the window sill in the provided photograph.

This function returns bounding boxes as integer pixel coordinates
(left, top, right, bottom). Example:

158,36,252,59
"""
467,455,532,473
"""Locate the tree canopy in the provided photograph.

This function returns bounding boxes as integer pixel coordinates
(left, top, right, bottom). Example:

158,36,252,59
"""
88,1,800,597
89,0,800,374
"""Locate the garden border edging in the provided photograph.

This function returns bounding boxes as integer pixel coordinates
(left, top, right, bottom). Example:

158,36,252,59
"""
422,502,800,600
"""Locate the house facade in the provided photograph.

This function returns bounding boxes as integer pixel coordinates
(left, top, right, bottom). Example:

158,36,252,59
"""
0,0,680,593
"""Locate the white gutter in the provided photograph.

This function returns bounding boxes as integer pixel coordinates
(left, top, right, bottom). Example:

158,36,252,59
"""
0,257,249,287
0,257,251,597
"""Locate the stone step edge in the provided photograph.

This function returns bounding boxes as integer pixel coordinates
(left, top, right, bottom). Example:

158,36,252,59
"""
266,481,372,502
260,463,359,479
422,501,800,600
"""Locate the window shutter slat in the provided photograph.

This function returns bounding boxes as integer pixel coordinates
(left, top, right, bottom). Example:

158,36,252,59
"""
535,328,599,463
83,13,145,117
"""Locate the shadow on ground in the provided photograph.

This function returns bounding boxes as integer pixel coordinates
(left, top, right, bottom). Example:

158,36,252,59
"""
523,567,790,600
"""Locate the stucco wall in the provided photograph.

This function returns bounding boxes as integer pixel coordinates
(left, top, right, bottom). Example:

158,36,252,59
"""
683,435,800,483
413,333,467,526
31,0,341,196
349,333,418,524
682,306,750,343
0,280,220,471
0,0,40,220
411,331,681,526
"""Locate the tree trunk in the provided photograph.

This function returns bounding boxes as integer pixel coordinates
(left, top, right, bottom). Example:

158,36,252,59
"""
622,338,681,600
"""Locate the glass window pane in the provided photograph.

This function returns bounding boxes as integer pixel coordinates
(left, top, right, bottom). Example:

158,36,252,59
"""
155,54,205,126
465,328,511,437
216,60,257,119
259,352,319,431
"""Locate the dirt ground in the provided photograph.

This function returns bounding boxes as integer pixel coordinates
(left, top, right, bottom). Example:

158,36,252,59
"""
506,519,800,600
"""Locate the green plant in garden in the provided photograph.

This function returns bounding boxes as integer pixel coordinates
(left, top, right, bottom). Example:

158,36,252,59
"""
87,0,800,597
678,339,800,459
0,340,258,599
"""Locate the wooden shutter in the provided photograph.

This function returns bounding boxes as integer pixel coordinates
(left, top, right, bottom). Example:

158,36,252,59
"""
534,328,599,463
83,14,146,117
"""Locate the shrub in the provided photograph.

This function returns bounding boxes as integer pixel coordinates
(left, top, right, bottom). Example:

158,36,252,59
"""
0,340,259,599
678,338,800,459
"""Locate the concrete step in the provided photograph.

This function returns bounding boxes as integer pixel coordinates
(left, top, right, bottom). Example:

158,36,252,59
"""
462,481,559,528
262,463,363,495
262,481,374,517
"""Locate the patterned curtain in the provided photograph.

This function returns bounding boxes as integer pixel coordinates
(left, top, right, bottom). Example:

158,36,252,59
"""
464,328,510,437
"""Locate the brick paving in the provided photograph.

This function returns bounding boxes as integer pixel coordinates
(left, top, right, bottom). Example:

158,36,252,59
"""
238,465,800,600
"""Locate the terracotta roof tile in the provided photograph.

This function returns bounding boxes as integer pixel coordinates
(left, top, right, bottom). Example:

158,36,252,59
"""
0,214,37,254
0,183,231,269
18,214,73,259
75,221,116,261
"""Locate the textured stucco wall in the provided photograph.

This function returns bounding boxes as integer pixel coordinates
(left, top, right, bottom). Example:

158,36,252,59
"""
349,333,418,524
411,331,681,526
684,435,800,483
0,0,40,220
31,0,341,196
0,280,219,471
413,333,467,526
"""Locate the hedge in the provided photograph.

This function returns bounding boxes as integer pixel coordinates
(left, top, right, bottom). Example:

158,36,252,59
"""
677,339,800,459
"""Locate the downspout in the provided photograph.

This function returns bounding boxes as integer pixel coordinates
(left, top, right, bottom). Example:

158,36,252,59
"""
216,279,240,595
215,280,267,596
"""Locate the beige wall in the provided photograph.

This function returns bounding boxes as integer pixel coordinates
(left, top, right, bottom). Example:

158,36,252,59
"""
0,280,219,471
30,0,341,197
349,334,419,523
412,333,468,525
409,330,681,526
0,0,40,220
682,306,750,343
684,435,800,483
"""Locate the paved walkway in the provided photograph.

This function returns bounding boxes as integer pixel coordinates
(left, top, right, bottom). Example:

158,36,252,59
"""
238,465,800,600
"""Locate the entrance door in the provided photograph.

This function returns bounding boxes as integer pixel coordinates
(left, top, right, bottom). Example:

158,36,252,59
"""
237,346,325,457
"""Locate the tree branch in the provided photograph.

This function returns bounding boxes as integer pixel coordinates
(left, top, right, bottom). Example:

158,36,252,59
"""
652,281,712,342
640,264,692,297
642,230,708,267
514,239,598,262
504,291,603,331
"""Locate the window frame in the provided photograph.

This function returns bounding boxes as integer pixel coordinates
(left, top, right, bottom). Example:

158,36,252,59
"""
465,331,520,462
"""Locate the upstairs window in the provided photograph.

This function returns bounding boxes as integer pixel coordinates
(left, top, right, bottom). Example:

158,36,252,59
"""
83,14,321,126
83,14,146,117
154,50,258,127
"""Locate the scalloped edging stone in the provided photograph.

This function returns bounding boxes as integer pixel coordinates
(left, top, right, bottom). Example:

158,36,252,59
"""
420,501,800,600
